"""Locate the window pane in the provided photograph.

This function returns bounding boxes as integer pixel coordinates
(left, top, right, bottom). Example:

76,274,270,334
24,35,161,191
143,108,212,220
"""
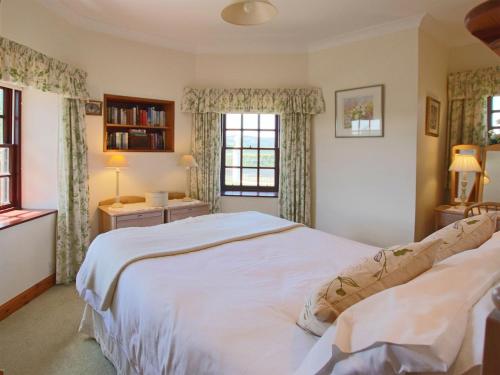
243,114,258,129
259,150,275,167
226,113,241,129
0,176,9,205
242,149,258,167
226,130,241,147
225,168,240,186
260,131,275,148
0,89,3,116
260,114,276,129
0,147,9,174
492,96,500,110
259,169,275,187
225,149,241,167
492,112,500,128
242,168,257,186
243,130,258,148
0,118,3,144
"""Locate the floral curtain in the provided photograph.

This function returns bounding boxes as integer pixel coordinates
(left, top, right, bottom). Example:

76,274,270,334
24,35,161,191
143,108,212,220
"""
0,36,90,283
445,66,500,187
57,99,90,284
190,113,222,213
182,87,325,225
0,37,89,99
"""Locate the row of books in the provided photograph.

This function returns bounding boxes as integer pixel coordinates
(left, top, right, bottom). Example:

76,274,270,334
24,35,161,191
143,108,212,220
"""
107,130,166,150
107,106,166,127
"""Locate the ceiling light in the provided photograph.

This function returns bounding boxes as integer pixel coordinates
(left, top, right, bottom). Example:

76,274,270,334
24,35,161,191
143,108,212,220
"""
221,0,278,26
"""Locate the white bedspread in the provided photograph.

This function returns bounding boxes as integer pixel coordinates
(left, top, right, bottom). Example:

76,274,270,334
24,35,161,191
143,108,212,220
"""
76,212,302,311
79,224,379,374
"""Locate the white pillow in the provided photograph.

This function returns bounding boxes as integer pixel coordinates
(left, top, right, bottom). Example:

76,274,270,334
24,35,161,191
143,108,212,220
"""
295,232,500,375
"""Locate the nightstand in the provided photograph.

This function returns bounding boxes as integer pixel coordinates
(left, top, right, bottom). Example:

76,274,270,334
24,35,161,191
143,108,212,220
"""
165,199,210,223
99,203,164,233
434,205,467,230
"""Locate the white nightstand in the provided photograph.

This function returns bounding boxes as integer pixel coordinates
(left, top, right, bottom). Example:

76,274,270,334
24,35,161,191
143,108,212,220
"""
434,205,467,230
165,199,210,223
99,203,164,233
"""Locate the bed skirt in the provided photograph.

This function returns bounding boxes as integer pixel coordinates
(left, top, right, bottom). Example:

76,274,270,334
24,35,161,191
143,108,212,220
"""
79,304,137,375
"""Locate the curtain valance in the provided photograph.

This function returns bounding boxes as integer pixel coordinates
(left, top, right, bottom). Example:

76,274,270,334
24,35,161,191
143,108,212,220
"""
448,65,500,100
0,37,89,99
182,87,325,114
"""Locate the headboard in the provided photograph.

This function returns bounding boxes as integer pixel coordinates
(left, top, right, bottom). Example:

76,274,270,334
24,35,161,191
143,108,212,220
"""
98,192,186,206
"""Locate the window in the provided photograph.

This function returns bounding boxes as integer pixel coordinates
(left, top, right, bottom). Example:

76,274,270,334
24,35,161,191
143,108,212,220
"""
487,95,500,135
0,86,21,212
221,113,279,196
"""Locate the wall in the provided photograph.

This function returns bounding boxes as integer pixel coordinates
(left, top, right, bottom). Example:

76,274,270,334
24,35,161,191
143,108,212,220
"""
448,43,499,73
308,29,419,247
414,30,449,240
0,213,56,305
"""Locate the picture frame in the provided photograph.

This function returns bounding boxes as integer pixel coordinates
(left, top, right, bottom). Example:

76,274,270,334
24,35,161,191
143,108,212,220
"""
85,100,103,116
335,84,384,138
425,97,440,137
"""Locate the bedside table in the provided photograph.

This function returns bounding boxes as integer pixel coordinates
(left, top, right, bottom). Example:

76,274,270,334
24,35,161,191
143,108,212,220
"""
434,205,467,230
99,203,164,233
165,199,210,223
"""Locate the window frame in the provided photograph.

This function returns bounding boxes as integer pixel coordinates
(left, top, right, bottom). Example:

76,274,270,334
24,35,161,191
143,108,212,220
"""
221,113,280,196
0,87,22,213
487,96,500,132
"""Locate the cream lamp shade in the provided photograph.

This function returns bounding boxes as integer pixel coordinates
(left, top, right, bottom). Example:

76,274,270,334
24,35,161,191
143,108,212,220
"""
179,154,198,168
105,154,129,169
448,154,482,172
221,0,278,25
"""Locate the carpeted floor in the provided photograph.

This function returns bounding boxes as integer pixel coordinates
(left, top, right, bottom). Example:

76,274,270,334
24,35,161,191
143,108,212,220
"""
0,284,115,375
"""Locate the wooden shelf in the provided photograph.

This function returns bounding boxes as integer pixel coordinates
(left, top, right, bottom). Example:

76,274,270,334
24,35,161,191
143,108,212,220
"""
103,94,175,153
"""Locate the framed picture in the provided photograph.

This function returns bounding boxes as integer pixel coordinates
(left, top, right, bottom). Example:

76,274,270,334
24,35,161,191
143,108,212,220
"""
425,97,440,137
85,100,103,116
335,84,384,138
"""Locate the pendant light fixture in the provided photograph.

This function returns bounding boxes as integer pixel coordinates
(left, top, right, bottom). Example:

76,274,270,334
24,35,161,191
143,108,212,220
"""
465,0,500,56
221,0,278,26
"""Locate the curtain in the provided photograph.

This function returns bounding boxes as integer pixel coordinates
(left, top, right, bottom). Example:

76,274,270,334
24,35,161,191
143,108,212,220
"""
56,99,90,284
445,66,500,188
0,37,89,99
190,113,221,213
279,113,311,225
182,87,325,225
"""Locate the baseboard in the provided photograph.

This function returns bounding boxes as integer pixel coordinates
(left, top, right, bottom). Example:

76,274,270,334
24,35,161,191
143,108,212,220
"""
0,273,56,321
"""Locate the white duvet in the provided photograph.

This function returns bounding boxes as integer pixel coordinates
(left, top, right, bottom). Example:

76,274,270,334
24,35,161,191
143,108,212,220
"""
79,223,378,374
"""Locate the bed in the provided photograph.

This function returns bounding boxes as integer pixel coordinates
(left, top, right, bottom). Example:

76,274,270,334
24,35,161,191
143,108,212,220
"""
76,212,500,375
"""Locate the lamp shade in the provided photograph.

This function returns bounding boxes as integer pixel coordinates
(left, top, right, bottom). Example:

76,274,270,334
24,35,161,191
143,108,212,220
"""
179,154,198,168
221,0,278,26
105,154,128,168
449,154,482,172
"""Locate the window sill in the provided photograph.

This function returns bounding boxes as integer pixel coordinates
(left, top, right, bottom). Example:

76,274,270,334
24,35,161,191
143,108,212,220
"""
222,191,278,198
0,209,57,231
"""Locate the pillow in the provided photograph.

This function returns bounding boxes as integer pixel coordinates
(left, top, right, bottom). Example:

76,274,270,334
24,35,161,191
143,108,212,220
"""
424,212,497,263
295,234,500,375
297,239,441,336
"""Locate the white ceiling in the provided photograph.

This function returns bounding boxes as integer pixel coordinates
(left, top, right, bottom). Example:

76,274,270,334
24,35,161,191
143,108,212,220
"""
38,0,485,54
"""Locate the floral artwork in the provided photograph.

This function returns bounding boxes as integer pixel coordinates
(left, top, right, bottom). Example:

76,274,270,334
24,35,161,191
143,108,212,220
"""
335,85,384,137
425,97,440,137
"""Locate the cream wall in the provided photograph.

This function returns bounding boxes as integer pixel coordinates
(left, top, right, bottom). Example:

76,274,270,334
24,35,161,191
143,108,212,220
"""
448,43,499,73
415,30,449,241
0,213,56,305
308,29,419,247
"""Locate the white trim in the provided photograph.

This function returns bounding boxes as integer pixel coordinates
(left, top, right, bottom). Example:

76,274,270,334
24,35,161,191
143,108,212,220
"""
308,14,425,52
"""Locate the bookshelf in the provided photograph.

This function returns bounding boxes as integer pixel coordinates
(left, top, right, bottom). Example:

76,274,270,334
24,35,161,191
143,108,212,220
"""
103,94,175,152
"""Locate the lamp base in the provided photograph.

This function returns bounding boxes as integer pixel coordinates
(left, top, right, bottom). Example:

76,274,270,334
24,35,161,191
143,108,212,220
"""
111,202,124,208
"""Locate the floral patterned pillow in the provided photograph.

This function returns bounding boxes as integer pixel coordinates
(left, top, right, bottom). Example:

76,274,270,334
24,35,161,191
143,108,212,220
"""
425,212,497,263
296,239,441,336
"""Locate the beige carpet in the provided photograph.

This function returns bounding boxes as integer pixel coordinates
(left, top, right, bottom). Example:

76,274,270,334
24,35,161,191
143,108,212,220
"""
0,284,115,375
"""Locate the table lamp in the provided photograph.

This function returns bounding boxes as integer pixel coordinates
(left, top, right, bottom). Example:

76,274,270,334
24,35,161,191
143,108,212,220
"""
449,154,482,206
105,154,128,208
179,154,198,202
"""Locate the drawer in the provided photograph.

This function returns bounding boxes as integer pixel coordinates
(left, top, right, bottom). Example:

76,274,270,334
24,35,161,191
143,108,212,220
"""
116,211,163,229
168,205,209,222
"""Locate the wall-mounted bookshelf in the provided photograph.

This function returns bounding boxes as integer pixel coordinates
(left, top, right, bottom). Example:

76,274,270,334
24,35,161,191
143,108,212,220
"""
103,94,175,152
